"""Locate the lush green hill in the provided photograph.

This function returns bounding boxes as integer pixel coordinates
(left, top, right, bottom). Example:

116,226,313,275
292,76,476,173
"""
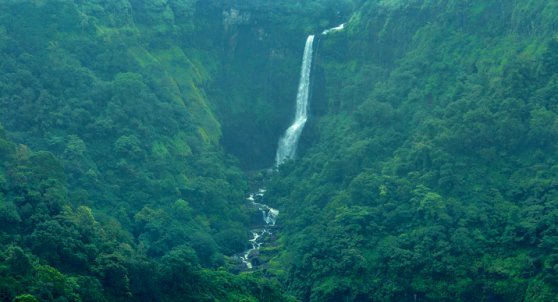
265,0,558,301
1,0,557,301
0,125,295,301
0,1,300,301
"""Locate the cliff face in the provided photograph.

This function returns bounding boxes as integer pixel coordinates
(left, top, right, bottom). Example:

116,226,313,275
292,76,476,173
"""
208,0,355,169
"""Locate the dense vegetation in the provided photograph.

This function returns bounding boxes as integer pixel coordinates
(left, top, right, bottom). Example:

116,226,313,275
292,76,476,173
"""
0,0,557,301
0,0,300,301
266,0,558,301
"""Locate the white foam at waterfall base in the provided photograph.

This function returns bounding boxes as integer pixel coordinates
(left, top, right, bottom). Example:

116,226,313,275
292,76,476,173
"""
266,208,279,226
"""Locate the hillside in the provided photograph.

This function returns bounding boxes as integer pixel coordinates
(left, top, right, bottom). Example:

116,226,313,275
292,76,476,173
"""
0,1,298,301
265,1,558,301
0,0,557,302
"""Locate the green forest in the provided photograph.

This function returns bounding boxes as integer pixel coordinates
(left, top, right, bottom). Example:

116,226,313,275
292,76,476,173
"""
0,0,557,301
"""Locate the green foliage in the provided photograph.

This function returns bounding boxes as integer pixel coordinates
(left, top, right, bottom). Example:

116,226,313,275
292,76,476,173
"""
0,1,296,301
1,0,557,301
13,294,38,302
264,0,558,301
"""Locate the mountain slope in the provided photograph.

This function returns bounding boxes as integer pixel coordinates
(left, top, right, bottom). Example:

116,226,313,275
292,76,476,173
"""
266,1,558,301
0,1,297,301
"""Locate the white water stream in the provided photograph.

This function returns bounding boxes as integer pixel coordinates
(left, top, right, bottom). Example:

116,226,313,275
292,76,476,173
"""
322,23,346,35
275,23,346,166
240,189,279,269
240,23,346,269
275,35,315,166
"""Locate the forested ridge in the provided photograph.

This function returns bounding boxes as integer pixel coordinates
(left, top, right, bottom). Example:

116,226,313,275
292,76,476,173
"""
0,0,557,302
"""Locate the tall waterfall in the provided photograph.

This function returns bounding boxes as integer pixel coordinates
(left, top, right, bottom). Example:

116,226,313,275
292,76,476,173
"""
240,24,346,270
275,35,315,166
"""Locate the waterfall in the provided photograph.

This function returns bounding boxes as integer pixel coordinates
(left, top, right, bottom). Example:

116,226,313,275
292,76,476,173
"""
239,24,346,270
275,35,315,166
274,24,345,167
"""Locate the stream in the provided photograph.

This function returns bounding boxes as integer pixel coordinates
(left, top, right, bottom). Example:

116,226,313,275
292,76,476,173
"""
240,188,279,269
239,23,345,270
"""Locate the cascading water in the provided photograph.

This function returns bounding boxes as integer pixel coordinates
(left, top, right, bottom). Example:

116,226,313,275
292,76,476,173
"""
240,189,279,269
239,23,346,270
275,23,346,167
322,23,346,35
275,35,315,166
